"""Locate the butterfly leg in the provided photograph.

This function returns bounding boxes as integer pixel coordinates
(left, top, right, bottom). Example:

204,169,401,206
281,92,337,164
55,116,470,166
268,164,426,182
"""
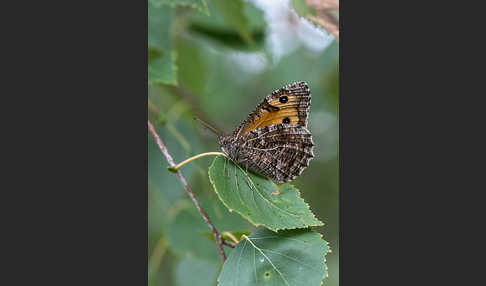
243,161,256,191
224,157,229,179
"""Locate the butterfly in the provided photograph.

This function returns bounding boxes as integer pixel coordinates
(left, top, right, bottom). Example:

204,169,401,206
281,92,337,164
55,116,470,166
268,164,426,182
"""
216,81,314,184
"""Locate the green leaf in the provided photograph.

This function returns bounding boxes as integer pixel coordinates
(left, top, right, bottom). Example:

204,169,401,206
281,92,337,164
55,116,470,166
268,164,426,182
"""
208,156,323,231
148,4,172,52
187,0,265,50
174,35,207,95
211,0,254,45
175,256,219,286
148,4,177,85
218,228,330,286
150,0,209,15
148,48,178,85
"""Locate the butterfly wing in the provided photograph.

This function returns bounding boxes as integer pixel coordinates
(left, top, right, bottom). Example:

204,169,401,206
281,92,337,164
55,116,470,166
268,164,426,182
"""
219,81,314,183
233,81,311,139
237,124,314,183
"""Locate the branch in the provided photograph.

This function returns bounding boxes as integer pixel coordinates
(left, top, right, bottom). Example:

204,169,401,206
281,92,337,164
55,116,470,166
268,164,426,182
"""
148,120,227,262
307,0,338,10
223,240,237,248
305,0,339,42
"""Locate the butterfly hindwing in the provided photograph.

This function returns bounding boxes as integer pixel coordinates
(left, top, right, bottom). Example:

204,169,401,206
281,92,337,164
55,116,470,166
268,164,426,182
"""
238,124,314,183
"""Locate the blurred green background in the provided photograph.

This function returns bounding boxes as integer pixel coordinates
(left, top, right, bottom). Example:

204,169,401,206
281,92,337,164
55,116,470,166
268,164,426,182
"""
148,0,339,285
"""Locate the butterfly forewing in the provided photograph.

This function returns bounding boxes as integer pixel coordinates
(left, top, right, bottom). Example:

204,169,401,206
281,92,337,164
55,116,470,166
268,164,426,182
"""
236,82,311,138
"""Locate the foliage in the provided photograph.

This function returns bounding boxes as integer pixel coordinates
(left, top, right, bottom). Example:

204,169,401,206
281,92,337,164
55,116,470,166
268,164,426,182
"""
148,0,339,285
218,228,329,286
209,156,323,231
148,5,177,85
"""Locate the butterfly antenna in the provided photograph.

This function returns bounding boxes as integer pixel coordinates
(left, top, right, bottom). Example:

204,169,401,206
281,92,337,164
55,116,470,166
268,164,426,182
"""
194,117,223,137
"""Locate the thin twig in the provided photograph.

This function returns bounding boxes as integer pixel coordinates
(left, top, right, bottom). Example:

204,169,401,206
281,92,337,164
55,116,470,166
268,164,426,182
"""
307,0,338,10
305,0,339,42
148,120,227,262
308,14,339,41
223,240,237,248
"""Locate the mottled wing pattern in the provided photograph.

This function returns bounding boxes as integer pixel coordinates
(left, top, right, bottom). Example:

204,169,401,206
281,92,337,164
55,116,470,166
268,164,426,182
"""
235,81,311,138
238,124,314,183
218,81,314,183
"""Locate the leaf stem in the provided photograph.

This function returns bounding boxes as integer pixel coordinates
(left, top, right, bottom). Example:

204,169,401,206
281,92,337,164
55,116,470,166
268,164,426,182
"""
168,152,226,172
223,240,237,248
222,231,240,244
148,120,227,262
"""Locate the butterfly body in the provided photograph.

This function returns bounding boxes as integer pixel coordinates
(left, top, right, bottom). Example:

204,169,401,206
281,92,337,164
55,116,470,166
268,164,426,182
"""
218,81,314,183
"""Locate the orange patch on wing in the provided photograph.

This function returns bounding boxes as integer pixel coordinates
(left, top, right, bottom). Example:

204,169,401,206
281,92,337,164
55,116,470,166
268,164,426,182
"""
242,94,302,135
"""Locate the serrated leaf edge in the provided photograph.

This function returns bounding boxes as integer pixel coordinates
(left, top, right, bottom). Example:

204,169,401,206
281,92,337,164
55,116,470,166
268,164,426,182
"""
317,232,331,285
217,229,330,286
208,157,324,232
148,50,179,86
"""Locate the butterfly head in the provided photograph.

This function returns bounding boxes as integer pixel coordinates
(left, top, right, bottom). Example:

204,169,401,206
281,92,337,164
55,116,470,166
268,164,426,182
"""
218,134,233,157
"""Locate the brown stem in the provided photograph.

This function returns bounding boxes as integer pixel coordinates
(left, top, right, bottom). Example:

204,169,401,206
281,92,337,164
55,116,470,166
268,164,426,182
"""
223,240,237,248
307,0,338,10
305,0,340,42
308,14,339,42
148,120,227,262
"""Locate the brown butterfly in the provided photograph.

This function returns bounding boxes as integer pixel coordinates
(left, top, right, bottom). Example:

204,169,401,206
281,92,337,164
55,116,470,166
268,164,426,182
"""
197,82,314,183
210,81,314,184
